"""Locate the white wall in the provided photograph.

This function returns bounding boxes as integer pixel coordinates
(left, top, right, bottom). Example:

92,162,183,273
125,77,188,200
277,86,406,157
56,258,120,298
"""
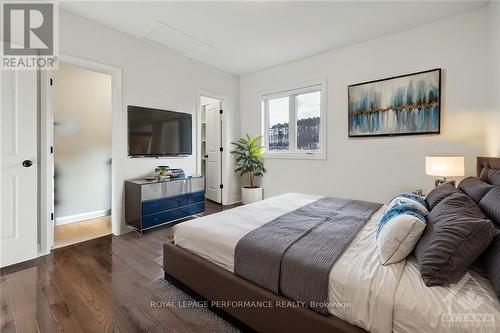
54,63,111,222
59,10,241,234
240,8,491,203
486,1,500,157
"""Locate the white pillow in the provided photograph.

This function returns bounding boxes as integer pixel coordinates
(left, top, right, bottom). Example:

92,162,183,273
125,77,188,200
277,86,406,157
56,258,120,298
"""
377,205,427,265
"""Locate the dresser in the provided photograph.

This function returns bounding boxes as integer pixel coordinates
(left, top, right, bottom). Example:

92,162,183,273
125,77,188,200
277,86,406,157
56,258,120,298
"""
125,175,205,233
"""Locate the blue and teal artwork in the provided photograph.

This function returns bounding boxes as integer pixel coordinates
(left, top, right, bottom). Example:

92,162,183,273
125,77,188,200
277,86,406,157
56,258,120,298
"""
348,69,440,137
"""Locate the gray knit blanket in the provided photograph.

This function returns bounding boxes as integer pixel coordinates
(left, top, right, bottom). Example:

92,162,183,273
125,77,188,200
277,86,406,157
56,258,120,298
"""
234,197,382,314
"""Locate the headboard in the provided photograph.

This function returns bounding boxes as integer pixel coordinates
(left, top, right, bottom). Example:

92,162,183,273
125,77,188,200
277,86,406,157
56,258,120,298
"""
477,156,500,177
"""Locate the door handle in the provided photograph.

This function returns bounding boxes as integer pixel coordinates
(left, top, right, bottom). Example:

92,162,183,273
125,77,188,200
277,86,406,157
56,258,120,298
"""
22,160,33,168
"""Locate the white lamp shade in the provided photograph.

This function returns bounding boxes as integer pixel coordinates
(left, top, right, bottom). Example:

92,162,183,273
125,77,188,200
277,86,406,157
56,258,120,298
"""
425,156,465,177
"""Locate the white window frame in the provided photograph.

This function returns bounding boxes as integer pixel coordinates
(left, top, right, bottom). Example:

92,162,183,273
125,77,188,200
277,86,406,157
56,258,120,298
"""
262,80,326,160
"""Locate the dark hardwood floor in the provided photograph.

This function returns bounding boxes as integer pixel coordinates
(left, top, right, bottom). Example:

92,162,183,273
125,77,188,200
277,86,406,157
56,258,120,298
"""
0,200,239,333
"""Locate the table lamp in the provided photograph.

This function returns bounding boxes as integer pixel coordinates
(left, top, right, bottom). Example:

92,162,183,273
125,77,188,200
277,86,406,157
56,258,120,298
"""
425,156,465,187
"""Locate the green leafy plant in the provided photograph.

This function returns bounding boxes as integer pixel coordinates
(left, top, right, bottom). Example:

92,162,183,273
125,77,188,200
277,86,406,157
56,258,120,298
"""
230,134,266,188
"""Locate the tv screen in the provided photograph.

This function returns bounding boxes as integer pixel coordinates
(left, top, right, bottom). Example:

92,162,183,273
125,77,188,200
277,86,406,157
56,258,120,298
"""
128,105,192,157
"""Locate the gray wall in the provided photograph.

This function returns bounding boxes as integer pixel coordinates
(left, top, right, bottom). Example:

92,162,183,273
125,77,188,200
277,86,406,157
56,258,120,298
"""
54,63,112,222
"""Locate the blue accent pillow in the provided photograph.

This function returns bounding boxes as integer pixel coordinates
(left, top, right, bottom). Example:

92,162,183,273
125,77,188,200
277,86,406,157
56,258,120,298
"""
377,204,426,239
397,192,428,210
387,193,429,216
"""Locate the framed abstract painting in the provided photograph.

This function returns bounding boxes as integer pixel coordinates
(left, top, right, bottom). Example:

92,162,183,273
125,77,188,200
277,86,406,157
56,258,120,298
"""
348,68,441,137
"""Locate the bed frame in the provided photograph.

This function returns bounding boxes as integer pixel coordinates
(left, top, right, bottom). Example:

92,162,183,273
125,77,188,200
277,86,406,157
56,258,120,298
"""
163,242,365,333
477,156,500,177
163,157,500,332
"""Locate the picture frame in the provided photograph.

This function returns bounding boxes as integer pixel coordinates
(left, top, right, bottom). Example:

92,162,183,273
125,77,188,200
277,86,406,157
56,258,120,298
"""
348,68,441,137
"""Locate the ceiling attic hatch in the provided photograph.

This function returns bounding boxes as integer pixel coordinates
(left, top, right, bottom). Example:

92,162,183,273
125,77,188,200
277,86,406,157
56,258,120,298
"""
139,21,212,57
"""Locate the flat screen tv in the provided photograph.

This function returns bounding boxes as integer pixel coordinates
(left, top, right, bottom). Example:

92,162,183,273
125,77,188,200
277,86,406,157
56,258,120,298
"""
128,105,192,157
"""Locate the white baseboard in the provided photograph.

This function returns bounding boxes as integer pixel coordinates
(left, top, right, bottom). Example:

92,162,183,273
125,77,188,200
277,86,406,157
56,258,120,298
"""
226,195,242,206
55,209,111,226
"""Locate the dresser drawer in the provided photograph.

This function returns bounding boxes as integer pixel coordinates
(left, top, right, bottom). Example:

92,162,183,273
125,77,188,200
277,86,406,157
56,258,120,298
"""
141,183,166,201
178,194,188,207
167,179,187,197
142,209,179,229
179,202,205,218
188,177,205,193
188,191,205,205
141,180,188,201
142,197,178,215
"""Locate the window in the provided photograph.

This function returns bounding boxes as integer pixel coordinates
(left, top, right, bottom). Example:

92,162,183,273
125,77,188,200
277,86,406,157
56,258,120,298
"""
297,91,321,151
262,82,326,159
268,97,289,150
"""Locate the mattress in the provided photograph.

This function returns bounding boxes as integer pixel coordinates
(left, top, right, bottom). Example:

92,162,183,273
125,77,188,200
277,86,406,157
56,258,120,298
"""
394,257,500,333
173,193,500,333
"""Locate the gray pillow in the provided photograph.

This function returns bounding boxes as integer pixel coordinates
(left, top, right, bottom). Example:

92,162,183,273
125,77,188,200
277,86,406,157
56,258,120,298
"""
479,165,490,182
480,228,500,299
479,186,500,227
458,177,494,203
415,192,495,286
425,182,460,210
489,169,500,186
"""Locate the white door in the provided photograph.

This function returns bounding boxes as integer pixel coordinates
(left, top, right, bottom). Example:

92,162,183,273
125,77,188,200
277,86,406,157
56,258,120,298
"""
0,69,38,267
205,102,222,203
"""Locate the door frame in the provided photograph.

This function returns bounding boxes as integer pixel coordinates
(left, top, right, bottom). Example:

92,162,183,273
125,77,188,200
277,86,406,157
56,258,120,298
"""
40,54,122,255
196,89,231,205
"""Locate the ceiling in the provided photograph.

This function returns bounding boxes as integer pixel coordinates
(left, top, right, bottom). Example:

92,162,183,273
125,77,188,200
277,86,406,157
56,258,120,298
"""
61,1,488,75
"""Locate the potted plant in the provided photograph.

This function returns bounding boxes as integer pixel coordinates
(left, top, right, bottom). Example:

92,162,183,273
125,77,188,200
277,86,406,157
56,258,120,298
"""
231,134,266,204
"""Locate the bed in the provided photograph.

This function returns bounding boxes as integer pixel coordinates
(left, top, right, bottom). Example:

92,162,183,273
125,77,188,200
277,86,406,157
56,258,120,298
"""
163,157,500,333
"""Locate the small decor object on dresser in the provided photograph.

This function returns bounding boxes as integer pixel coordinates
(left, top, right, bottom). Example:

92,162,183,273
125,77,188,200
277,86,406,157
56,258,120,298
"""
155,165,170,180
348,68,441,137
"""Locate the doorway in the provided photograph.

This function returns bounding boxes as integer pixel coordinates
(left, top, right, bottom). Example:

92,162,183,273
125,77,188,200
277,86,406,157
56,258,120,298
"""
200,96,223,204
1,55,122,266
52,63,112,248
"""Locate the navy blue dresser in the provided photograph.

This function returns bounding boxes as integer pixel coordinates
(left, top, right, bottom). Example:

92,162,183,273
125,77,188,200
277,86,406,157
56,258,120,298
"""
125,175,205,233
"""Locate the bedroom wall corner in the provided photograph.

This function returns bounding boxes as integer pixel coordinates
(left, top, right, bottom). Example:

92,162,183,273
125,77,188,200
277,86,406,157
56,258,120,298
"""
59,9,241,234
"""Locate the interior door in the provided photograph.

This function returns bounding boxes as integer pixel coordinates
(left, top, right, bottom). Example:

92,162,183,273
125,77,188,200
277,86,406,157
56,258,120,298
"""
0,69,38,267
205,101,222,203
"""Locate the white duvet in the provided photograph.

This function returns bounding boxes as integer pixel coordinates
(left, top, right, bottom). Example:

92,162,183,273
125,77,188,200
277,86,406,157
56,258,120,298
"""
173,193,500,333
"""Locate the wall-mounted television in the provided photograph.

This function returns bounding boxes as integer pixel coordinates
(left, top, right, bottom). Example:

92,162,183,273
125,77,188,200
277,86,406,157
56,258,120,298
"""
128,105,192,157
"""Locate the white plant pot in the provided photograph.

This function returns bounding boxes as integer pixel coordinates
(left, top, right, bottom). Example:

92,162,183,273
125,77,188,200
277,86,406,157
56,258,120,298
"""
241,187,263,205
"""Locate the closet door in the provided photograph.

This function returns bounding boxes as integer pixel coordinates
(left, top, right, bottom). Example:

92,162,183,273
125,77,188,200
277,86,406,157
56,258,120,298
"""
205,102,222,203
0,69,39,267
